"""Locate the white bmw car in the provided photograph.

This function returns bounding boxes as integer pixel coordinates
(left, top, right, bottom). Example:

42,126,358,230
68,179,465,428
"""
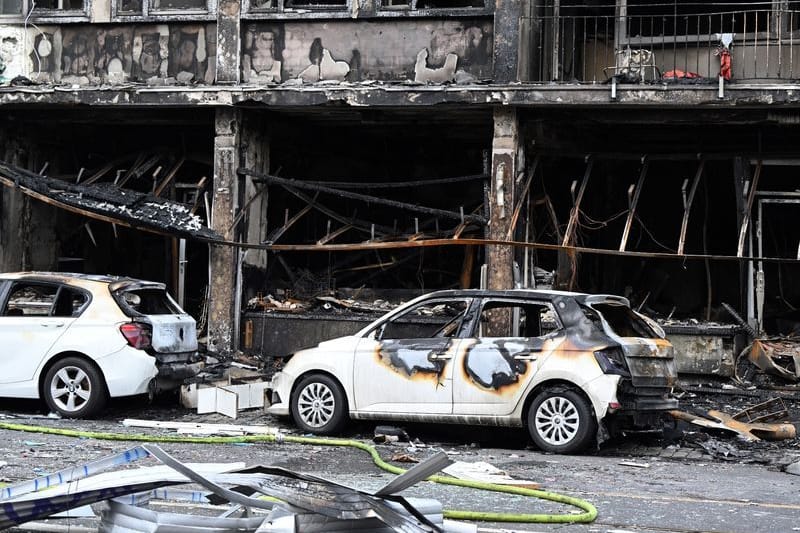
267,289,678,453
0,272,201,418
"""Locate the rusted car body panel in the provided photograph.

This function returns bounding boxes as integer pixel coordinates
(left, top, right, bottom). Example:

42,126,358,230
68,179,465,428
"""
266,289,678,438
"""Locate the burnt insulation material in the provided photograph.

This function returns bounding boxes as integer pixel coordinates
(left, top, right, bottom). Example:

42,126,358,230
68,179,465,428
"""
0,160,220,242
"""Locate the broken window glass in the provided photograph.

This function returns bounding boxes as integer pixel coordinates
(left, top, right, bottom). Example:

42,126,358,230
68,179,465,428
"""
114,288,181,316
4,283,58,317
151,0,206,10
33,0,84,8
416,0,484,8
0,0,23,15
476,301,557,338
116,0,143,14
52,288,88,317
249,0,275,9
590,303,659,338
376,299,469,340
285,0,346,7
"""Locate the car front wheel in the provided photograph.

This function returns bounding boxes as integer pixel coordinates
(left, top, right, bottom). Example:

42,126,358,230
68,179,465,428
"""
527,387,596,454
290,374,348,435
43,357,107,418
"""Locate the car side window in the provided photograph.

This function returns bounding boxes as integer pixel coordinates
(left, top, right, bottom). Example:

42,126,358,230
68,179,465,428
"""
52,288,88,317
3,283,58,317
375,299,470,340
476,300,560,338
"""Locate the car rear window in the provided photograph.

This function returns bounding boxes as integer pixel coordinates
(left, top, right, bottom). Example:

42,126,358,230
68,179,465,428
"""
585,303,659,339
115,288,182,316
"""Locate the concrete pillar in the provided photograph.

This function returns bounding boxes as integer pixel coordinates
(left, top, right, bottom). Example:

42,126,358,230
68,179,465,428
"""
493,0,524,83
486,107,519,291
208,108,241,354
216,0,241,84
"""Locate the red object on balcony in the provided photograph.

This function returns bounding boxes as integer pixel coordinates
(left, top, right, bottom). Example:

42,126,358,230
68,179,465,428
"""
718,48,732,81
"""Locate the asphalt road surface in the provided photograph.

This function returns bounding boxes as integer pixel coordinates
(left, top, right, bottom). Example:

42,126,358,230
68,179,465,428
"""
0,395,797,533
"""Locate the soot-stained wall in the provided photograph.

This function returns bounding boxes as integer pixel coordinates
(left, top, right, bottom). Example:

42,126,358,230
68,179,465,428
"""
242,19,493,83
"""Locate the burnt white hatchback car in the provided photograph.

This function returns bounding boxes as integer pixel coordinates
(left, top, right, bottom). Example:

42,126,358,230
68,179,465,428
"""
0,272,201,418
267,289,678,453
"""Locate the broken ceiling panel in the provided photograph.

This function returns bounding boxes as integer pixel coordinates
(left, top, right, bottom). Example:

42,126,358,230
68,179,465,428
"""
0,160,220,242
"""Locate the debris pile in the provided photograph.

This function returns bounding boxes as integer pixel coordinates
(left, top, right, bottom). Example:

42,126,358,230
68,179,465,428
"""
0,160,219,242
0,444,474,532
738,339,800,385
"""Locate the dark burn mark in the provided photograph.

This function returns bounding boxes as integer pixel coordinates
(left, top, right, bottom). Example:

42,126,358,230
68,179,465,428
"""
464,339,528,389
378,339,448,377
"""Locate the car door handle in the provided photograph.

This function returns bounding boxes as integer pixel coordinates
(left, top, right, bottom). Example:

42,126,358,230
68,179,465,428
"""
513,353,538,361
40,322,65,328
430,352,453,361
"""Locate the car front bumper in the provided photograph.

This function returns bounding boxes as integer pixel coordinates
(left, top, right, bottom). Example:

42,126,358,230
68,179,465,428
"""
264,371,292,417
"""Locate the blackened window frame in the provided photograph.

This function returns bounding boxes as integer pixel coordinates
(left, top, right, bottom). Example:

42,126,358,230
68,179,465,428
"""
112,0,216,21
0,0,89,21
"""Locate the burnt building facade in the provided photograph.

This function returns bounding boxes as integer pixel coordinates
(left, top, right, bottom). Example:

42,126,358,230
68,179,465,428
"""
2,1,800,356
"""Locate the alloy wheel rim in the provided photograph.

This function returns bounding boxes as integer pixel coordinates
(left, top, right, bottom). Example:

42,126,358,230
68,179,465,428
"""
534,396,580,446
50,366,91,413
297,382,335,428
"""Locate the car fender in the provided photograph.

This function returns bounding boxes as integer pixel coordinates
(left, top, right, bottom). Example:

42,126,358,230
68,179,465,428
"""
515,351,618,421
281,339,357,410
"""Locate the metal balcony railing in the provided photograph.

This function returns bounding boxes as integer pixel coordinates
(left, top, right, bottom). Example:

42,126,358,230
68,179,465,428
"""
528,9,800,84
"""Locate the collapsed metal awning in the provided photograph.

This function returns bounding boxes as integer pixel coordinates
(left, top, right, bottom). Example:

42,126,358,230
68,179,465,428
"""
0,443,471,532
0,160,221,242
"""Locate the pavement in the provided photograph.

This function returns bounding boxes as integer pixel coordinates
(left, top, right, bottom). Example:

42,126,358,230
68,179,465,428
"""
0,389,798,533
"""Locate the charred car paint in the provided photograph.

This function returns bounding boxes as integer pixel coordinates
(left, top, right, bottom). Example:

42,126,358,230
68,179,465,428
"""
0,272,201,418
266,289,678,453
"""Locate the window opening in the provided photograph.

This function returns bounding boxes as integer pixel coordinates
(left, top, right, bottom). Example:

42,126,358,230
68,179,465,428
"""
376,300,469,340
3,283,58,317
626,1,770,38
477,301,559,338
588,302,659,338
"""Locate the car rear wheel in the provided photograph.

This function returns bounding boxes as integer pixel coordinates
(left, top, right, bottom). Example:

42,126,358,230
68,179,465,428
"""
43,357,107,418
527,387,596,454
290,374,348,435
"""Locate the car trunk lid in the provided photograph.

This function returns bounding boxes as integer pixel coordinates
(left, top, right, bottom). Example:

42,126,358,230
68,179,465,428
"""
110,282,197,355
586,298,677,388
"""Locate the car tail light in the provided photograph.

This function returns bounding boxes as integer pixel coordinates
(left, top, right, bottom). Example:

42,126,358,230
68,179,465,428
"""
120,322,152,350
594,347,630,376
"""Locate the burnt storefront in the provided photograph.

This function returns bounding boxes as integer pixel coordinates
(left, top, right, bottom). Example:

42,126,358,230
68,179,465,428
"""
2,0,800,369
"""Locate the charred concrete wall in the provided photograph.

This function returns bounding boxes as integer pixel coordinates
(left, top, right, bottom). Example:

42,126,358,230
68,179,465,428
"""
0,23,217,85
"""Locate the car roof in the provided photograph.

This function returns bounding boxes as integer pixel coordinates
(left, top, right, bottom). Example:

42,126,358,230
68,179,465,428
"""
415,288,625,304
0,272,165,291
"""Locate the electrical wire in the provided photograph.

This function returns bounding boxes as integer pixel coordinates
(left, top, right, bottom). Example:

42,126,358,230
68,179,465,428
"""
0,420,598,525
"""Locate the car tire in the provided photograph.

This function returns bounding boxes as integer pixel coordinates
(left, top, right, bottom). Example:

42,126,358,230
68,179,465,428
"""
43,357,107,418
527,386,596,454
290,374,348,435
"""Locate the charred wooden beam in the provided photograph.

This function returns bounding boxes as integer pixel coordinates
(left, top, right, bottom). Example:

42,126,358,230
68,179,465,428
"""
562,156,594,247
619,157,650,252
678,158,706,255
506,155,540,240
242,168,486,224
737,160,763,257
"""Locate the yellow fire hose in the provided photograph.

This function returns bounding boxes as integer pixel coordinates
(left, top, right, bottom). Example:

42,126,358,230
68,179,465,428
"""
0,421,597,524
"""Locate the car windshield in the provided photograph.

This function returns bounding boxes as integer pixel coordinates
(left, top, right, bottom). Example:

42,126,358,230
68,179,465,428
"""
586,303,659,339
